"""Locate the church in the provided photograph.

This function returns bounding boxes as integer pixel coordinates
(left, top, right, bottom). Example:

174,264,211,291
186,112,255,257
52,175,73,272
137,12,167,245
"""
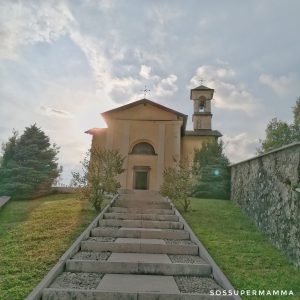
86,85,222,191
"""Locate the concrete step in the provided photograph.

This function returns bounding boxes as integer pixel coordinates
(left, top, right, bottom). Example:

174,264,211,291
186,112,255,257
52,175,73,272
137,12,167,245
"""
66,260,211,276
80,238,198,255
43,271,233,299
98,219,183,229
103,212,179,222
119,191,166,202
91,227,190,240
108,207,174,215
43,288,234,300
113,199,171,209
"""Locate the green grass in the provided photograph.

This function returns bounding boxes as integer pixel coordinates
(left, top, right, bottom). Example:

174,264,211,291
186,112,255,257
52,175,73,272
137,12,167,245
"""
182,198,300,300
0,193,98,300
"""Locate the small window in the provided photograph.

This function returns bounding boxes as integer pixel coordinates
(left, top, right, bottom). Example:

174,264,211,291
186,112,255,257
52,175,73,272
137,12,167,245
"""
131,142,155,155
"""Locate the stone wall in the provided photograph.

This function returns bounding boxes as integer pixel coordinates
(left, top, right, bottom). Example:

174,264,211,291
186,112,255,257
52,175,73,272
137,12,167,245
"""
230,143,300,266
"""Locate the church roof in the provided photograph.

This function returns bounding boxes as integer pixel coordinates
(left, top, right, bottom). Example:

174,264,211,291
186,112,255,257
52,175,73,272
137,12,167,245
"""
102,98,187,118
85,127,106,135
185,129,222,137
102,98,188,134
191,85,214,91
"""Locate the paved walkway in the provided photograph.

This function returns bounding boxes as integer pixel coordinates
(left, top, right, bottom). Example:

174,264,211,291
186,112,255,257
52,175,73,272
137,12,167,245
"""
39,190,234,299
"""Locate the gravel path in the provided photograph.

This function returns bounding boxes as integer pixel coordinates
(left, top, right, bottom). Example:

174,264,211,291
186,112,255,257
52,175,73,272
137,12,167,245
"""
50,272,103,289
174,276,224,294
72,251,111,261
164,239,195,245
168,255,206,264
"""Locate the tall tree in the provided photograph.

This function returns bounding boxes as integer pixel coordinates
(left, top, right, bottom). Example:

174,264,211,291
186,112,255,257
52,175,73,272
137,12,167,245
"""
192,140,230,199
258,97,300,153
292,97,300,141
72,147,124,211
0,125,62,199
258,118,294,153
293,97,300,127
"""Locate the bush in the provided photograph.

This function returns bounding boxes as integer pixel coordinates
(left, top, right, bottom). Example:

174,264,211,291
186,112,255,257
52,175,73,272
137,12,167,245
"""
160,161,193,212
72,147,124,211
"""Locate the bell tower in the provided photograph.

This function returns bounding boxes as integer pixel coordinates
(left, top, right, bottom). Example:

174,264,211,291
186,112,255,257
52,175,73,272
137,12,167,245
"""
190,85,214,130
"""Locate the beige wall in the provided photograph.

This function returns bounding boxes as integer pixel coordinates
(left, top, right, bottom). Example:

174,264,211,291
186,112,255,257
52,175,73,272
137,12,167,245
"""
181,135,216,166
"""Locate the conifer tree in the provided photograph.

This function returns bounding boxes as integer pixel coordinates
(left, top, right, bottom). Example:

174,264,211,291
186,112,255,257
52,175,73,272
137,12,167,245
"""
192,140,230,199
0,124,62,199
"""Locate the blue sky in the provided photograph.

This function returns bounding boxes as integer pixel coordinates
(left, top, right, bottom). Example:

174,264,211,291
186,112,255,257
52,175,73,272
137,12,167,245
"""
1,0,300,183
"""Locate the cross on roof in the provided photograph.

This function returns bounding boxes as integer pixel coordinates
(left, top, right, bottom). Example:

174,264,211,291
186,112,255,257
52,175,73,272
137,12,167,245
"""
199,79,205,85
141,86,150,98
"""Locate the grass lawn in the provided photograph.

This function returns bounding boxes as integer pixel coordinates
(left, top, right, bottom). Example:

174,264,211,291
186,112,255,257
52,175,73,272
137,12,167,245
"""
182,198,300,300
0,193,98,300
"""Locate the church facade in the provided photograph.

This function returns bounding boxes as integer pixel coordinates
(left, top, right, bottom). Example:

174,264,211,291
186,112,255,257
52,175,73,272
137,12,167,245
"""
86,85,221,191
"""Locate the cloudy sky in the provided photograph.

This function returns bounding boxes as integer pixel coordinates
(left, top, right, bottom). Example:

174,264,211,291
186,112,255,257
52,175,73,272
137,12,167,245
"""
1,0,300,183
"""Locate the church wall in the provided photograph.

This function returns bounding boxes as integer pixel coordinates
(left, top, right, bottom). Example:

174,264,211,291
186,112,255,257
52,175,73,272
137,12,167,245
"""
181,135,215,166
91,130,107,149
128,121,159,151
164,124,181,168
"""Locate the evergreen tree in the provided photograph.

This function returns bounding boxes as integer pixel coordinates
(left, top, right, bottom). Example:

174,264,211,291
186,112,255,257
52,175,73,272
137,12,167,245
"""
0,124,62,199
192,140,230,199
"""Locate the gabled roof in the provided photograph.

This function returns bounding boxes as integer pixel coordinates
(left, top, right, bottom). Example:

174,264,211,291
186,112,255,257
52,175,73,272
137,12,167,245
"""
102,98,187,118
102,98,188,134
191,85,214,91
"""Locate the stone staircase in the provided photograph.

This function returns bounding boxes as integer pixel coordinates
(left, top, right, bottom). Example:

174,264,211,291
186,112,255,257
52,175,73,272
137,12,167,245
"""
41,190,235,299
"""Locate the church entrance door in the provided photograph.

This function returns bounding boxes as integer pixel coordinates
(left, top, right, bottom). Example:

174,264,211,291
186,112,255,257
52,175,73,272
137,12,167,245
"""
134,167,150,190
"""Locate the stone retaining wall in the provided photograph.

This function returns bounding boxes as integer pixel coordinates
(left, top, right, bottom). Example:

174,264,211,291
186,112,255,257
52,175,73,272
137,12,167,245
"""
230,143,300,266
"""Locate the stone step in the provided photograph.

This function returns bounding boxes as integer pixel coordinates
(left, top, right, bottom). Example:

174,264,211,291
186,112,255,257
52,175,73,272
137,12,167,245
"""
66,260,211,276
119,193,166,202
43,288,234,300
108,207,174,215
91,227,190,240
81,239,198,255
103,212,179,222
113,199,171,209
98,219,183,229
43,272,233,299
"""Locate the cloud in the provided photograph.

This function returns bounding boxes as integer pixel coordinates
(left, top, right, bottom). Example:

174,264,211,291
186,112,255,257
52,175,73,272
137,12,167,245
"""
139,65,152,79
190,64,259,114
259,73,296,95
154,74,178,97
39,106,74,118
83,0,115,11
222,133,259,163
0,0,75,60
